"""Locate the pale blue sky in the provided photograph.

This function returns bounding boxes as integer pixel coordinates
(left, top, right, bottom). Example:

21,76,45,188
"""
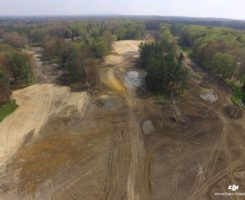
0,0,244,20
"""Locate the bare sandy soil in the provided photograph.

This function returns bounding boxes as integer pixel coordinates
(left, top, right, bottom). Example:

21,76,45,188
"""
25,47,62,84
0,84,89,166
0,40,244,200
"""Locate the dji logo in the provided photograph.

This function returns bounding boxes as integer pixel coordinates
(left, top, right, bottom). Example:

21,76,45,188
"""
228,185,239,192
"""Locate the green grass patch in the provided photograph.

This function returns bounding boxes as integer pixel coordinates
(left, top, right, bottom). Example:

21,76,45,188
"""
0,100,18,122
231,95,245,108
226,80,245,108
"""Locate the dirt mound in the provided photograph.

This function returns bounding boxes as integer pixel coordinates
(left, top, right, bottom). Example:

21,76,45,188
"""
0,84,89,166
112,40,143,55
104,40,143,65
200,88,218,103
142,120,155,135
223,104,243,119
105,55,123,65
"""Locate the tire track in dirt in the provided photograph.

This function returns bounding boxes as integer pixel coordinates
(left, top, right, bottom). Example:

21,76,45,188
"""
0,84,89,168
126,91,144,200
182,57,245,200
100,41,147,200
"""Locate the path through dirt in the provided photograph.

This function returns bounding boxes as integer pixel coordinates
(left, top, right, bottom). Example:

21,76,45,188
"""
0,40,244,200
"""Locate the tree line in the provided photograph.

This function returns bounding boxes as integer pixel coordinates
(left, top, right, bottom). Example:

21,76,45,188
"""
0,18,145,105
33,19,145,86
174,24,245,104
0,43,34,105
139,24,188,95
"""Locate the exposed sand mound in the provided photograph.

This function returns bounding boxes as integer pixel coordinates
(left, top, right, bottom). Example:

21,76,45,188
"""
105,40,143,65
0,84,89,165
142,120,155,135
112,40,143,55
102,41,143,93
200,88,218,103
105,55,124,65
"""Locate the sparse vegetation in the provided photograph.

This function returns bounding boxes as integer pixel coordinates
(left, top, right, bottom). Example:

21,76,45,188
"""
226,80,245,108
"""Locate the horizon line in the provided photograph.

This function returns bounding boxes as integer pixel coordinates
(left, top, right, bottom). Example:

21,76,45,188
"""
0,14,244,21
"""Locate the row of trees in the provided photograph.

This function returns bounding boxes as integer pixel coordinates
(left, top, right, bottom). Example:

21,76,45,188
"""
176,25,245,80
174,24,245,103
139,25,188,94
0,69,11,105
37,20,144,85
35,20,144,57
0,18,145,102
6,52,34,85
0,30,28,48
27,19,145,43
0,19,145,89
0,46,34,105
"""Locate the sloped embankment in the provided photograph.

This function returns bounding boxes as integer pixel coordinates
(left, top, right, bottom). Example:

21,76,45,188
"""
0,84,89,166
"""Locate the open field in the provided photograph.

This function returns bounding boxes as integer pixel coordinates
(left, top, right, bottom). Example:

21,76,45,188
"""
0,40,244,200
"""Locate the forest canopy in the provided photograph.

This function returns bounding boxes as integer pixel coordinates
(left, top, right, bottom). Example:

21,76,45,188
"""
139,25,188,95
174,24,245,105
0,18,145,104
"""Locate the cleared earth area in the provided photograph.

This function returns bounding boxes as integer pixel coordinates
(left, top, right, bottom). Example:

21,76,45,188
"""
0,40,244,200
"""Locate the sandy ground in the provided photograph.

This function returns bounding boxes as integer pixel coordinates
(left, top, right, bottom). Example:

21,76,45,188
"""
148,56,245,200
0,40,244,200
105,40,142,65
0,84,89,166
0,47,90,199
25,47,62,84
